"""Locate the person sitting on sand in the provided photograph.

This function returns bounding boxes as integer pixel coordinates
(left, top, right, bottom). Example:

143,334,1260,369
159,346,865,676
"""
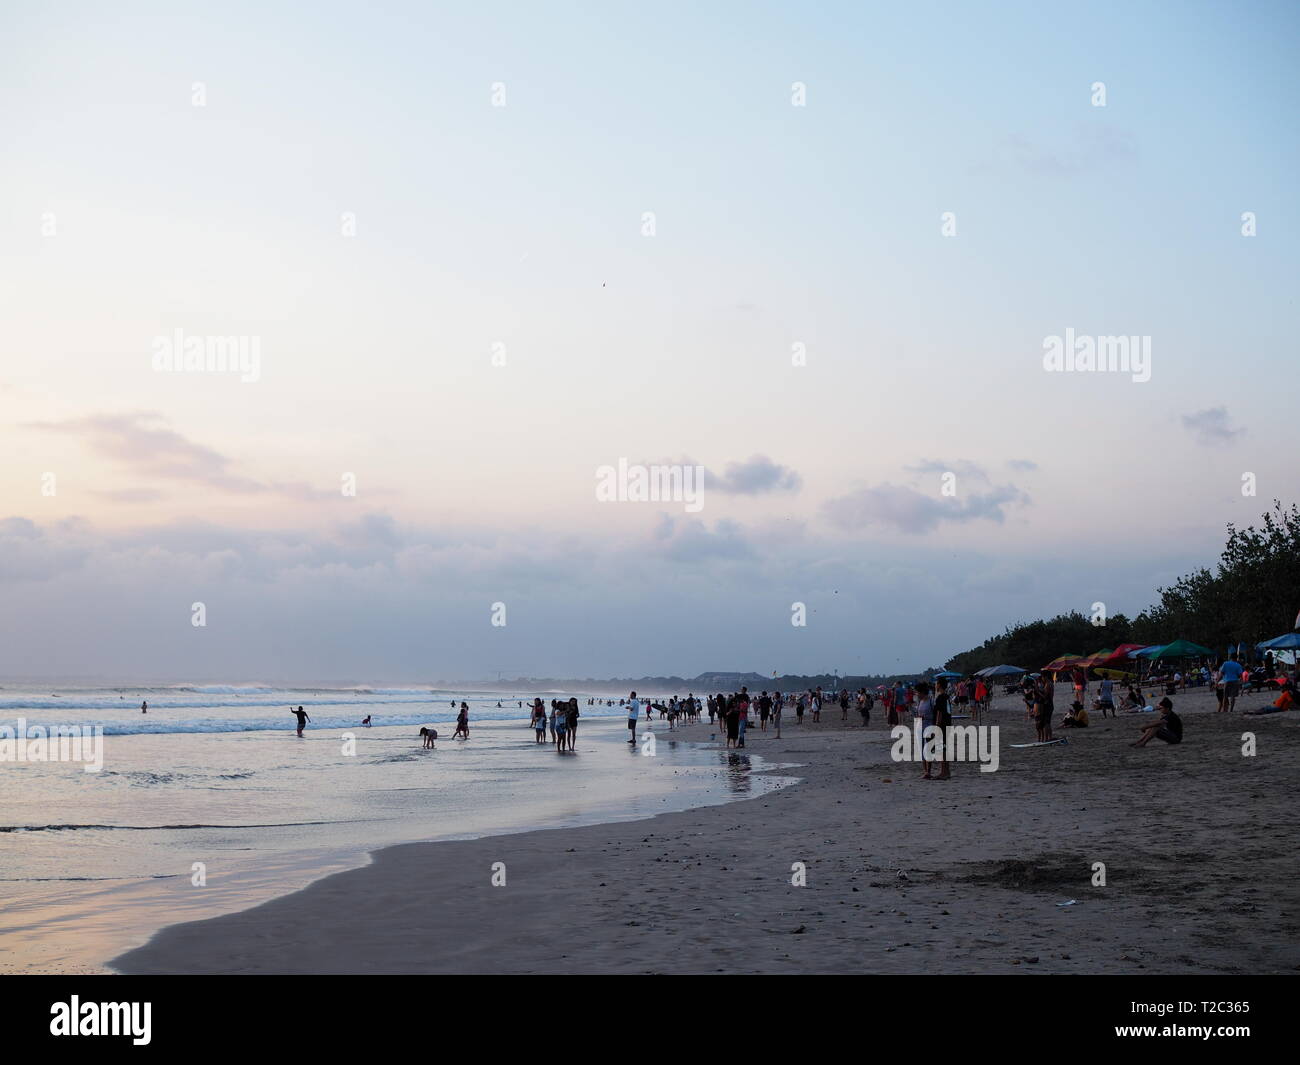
1133,697,1182,747
1060,701,1089,728
291,706,310,737
1243,683,1295,716
453,702,469,740
1120,686,1144,712
419,726,438,749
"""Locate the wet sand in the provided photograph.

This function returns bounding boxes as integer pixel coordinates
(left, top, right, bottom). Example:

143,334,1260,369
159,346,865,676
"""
114,687,1300,974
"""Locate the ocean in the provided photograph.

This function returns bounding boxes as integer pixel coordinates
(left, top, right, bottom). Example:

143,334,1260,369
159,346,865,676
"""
0,684,792,973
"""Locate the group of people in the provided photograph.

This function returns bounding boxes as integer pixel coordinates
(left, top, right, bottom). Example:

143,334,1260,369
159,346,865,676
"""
529,697,580,751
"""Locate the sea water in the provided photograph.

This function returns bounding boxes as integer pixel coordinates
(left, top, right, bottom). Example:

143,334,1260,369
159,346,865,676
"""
0,685,791,973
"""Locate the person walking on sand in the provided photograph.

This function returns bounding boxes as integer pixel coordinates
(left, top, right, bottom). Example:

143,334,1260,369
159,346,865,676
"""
453,701,470,740
627,691,641,745
291,705,310,737
1218,656,1244,713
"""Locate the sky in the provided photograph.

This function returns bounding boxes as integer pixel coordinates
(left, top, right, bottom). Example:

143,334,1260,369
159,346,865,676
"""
1,0,1297,683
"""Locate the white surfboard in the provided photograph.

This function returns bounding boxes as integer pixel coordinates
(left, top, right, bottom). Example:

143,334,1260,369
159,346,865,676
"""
1009,739,1068,748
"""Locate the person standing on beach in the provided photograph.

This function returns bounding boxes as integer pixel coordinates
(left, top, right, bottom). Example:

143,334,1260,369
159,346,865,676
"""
1095,676,1115,718
758,690,772,731
291,705,310,737
566,697,579,751
794,692,805,725
724,696,740,748
1033,674,1054,742
454,701,470,739
531,700,547,743
915,682,935,779
1218,656,1244,712
141,700,148,714
553,702,568,751
773,691,783,738
627,691,641,745
932,677,952,780
737,690,750,747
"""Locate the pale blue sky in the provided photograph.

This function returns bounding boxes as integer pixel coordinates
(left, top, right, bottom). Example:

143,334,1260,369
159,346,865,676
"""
1,1,1297,681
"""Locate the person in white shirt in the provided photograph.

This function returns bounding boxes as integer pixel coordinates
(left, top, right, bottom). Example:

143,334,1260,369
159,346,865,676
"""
627,691,641,745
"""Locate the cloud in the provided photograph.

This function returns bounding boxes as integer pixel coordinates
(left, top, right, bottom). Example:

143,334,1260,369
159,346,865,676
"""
28,412,334,500
1181,406,1243,446
707,455,802,495
822,482,1029,534
93,488,169,503
1006,459,1038,472
651,513,756,562
973,124,1137,178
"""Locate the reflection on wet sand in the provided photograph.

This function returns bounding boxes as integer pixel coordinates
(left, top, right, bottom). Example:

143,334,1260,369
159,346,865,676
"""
722,751,753,792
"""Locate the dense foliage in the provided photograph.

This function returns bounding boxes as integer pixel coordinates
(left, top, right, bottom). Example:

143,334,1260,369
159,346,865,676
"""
945,501,1300,673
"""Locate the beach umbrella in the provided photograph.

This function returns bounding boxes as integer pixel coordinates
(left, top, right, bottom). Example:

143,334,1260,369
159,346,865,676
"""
1141,638,1214,659
934,670,963,679
1042,654,1083,672
1258,632,1300,651
1097,644,1149,667
976,664,1027,678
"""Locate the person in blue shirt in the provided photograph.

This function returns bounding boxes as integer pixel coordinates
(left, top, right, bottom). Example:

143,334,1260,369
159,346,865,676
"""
1218,657,1244,712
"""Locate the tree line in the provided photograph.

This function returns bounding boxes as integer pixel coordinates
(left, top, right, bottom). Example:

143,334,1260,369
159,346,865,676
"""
944,501,1300,675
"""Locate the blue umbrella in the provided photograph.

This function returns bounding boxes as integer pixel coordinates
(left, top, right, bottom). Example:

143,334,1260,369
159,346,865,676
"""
976,664,1028,677
1258,632,1300,651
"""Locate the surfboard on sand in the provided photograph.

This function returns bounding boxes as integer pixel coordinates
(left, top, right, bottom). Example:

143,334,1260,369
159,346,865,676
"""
1009,739,1068,748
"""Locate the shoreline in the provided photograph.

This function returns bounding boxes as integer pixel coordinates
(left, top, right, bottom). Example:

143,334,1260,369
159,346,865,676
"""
3,719,792,975
114,690,1300,975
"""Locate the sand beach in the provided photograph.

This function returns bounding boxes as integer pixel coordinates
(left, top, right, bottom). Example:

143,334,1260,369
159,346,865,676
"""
113,686,1300,975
